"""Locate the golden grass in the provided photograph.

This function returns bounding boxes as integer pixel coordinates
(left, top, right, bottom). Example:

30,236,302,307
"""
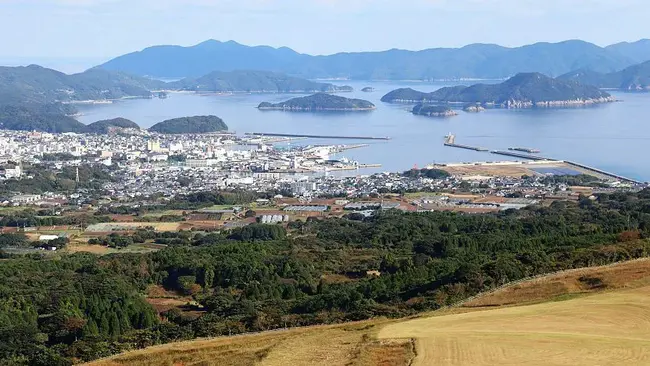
67,243,112,255
379,285,650,365
463,258,650,308
87,321,412,366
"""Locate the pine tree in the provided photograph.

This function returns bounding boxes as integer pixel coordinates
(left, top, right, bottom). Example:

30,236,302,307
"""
99,313,110,337
109,312,121,339
83,318,100,338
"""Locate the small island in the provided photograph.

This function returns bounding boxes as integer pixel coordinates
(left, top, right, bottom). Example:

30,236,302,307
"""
412,104,458,117
361,87,375,92
381,73,615,108
86,118,141,134
149,115,228,134
258,93,376,111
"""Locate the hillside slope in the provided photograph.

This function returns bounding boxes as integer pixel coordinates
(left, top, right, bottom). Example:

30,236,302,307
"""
86,258,650,366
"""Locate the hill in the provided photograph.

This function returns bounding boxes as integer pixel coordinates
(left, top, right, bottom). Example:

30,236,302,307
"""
559,60,650,91
5,189,650,365
99,39,649,80
0,65,167,133
258,93,375,111
381,73,614,107
0,65,164,106
85,118,141,134
0,103,87,133
148,115,228,134
87,259,650,366
170,70,352,93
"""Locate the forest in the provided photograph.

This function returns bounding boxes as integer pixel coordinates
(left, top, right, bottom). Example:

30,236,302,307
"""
1,189,650,365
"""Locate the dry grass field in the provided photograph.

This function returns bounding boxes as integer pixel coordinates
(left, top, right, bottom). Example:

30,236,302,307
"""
85,259,650,366
87,321,413,366
462,258,650,308
379,285,650,365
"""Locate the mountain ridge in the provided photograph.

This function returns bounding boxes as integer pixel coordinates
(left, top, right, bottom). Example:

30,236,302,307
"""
99,39,650,80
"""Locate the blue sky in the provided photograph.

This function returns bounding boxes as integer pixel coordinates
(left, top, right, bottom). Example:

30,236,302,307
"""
1,0,649,70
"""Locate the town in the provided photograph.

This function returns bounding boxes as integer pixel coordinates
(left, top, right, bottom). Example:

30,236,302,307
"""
1,128,646,249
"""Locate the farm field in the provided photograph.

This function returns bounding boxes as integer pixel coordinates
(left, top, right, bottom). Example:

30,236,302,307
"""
85,259,650,366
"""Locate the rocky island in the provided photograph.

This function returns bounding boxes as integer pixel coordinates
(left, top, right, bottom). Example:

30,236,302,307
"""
361,87,375,92
149,115,228,134
258,93,376,111
381,73,615,108
412,104,458,117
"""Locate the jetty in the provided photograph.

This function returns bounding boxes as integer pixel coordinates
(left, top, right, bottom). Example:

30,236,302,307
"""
245,132,390,141
443,133,488,151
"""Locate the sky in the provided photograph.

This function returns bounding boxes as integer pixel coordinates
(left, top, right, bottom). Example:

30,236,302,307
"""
1,0,649,71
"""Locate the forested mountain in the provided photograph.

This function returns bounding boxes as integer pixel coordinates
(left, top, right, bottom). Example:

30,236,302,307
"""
381,73,613,107
1,189,650,364
0,65,164,106
258,93,375,111
170,70,352,93
0,103,87,133
559,61,650,91
149,115,228,134
99,39,650,80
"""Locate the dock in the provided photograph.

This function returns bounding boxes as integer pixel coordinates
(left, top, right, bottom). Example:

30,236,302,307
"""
245,132,391,140
443,133,488,151
490,150,554,161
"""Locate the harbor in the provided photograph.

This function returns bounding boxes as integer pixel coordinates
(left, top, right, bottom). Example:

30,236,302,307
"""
441,133,644,184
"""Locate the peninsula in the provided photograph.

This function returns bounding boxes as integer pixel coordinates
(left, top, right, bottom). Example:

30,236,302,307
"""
381,73,615,108
258,93,376,111
412,104,458,117
149,115,228,134
170,70,353,93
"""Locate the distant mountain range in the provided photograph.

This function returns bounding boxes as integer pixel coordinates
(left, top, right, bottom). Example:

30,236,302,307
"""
381,73,614,108
99,39,650,80
559,61,650,91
